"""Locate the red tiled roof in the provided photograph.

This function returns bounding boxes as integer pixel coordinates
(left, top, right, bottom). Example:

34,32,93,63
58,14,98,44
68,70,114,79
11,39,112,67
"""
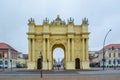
0,42,17,52
104,44,120,48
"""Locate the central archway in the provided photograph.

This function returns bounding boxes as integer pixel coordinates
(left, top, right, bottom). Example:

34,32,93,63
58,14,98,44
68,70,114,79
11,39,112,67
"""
52,44,66,70
53,48,64,70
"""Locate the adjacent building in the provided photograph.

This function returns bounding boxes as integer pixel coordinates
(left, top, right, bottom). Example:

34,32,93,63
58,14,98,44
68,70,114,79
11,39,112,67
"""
0,42,28,68
99,44,120,67
0,42,19,68
89,51,99,67
17,53,28,68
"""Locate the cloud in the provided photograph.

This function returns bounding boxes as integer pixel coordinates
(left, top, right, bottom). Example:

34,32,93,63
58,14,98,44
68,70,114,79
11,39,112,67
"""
0,0,120,55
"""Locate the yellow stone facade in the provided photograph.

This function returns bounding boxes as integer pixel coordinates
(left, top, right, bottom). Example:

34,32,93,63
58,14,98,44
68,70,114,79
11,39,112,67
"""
27,15,90,70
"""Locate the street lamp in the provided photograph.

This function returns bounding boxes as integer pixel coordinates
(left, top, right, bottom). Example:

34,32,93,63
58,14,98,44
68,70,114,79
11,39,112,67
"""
10,59,12,71
103,29,112,70
40,51,43,78
114,58,116,70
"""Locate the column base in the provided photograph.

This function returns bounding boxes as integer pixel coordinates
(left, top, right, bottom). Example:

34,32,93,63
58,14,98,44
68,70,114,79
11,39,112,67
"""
27,61,36,70
81,60,90,70
66,61,75,70
42,61,52,70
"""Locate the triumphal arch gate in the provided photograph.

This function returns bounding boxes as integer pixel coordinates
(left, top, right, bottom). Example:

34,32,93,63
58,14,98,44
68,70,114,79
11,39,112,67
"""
27,15,90,70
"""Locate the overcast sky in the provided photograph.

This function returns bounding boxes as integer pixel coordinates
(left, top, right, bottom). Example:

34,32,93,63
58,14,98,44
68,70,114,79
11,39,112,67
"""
0,0,120,60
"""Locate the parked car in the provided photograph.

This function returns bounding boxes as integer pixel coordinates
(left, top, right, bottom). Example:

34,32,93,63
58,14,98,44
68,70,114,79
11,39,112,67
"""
0,61,8,68
16,63,21,68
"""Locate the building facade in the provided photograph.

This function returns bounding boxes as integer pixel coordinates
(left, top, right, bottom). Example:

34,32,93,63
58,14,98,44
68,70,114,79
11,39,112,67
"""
27,15,90,70
17,53,28,68
0,42,19,68
89,51,99,67
99,44,120,67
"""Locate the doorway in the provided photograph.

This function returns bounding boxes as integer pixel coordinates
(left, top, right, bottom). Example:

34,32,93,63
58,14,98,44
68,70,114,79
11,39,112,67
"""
37,58,42,69
75,58,80,69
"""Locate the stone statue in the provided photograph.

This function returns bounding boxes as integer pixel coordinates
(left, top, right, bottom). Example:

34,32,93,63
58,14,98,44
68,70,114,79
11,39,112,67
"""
82,17,88,25
28,18,35,24
43,17,49,24
68,17,74,24
51,15,66,26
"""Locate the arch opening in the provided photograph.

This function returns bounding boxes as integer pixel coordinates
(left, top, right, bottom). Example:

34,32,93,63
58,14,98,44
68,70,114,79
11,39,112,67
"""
52,44,65,70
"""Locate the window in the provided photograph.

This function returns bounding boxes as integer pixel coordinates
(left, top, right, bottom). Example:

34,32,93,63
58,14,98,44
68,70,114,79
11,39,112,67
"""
114,53,116,57
113,59,116,64
0,61,3,64
109,53,111,58
0,53,2,59
118,53,120,57
108,48,111,50
118,48,120,50
117,60,120,64
109,60,111,64
5,61,7,65
112,47,114,50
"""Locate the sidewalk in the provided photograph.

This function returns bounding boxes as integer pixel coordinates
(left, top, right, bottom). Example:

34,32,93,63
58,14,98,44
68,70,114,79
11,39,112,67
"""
0,68,27,72
0,68,120,80
0,75,120,80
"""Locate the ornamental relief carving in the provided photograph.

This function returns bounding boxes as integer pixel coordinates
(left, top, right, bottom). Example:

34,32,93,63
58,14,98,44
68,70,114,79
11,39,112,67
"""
35,39,43,50
74,39,81,50
49,38,67,49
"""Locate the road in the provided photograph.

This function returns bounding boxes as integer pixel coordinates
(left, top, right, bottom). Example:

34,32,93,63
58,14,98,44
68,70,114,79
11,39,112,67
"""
0,68,120,80
0,68,120,76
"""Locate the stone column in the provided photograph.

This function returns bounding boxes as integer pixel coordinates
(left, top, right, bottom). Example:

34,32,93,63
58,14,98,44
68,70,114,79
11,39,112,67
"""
67,38,70,61
43,38,46,61
28,39,32,61
82,38,85,61
85,39,89,60
32,39,35,61
47,38,50,60
72,38,74,61
47,38,50,70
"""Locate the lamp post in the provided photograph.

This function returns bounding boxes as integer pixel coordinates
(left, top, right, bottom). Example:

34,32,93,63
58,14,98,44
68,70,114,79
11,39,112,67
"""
103,29,112,70
47,59,49,70
10,59,12,71
114,58,116,70
40,51,43,78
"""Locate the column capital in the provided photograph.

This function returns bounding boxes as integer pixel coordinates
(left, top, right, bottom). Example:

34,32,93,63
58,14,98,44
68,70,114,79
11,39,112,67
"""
32,38,36,40
43,38,47,40
28,38,32,40
81,38,85,39
46,38,50,40
85,38,89,39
